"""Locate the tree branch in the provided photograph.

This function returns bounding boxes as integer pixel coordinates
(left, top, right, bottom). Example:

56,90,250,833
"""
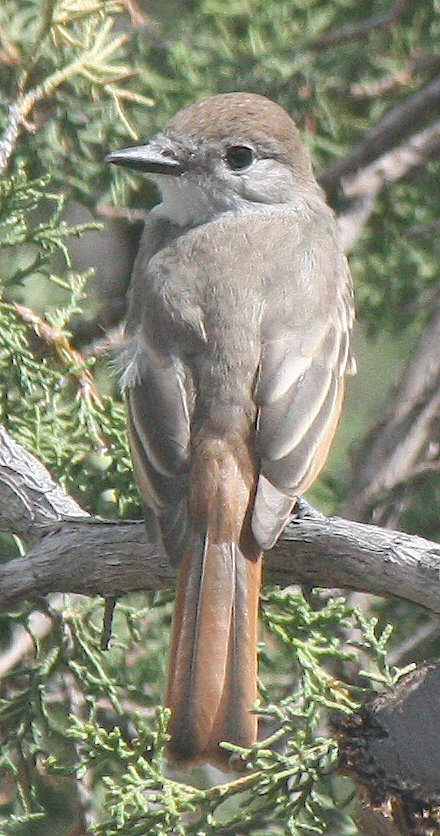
335,119,440,251
319,75,440,203
342,295,440,524
1,427,440,615
310,0,407,49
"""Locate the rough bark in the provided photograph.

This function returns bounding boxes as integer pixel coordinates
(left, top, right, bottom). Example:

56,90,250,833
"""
2,427,440,616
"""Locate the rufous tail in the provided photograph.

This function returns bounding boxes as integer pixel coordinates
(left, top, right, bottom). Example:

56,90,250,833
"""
165,437,262,765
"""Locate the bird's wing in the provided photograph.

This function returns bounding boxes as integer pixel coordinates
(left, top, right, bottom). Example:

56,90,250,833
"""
252,234,354,550
121,335,192,563
119,214,198,563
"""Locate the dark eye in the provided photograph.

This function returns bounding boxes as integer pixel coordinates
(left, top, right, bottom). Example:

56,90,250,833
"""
224,145,254,171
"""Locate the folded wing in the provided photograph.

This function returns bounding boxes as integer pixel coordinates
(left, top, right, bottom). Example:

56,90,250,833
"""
253,257,354,549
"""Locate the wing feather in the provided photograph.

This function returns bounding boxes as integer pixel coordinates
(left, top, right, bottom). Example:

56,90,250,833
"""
121,336,192,562
252,261,354,549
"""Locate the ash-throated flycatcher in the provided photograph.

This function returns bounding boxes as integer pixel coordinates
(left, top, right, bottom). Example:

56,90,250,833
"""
107,92,355,765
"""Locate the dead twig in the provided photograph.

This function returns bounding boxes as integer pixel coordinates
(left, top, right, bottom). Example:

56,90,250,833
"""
13,302,102,404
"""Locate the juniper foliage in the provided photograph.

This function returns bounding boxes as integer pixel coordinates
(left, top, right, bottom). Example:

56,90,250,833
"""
0,1,438,833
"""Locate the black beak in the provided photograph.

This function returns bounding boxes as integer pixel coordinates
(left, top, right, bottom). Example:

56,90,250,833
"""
105,144,184,176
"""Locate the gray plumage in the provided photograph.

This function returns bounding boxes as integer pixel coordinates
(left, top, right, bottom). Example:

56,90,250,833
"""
123,194,353,556
107,93,355,762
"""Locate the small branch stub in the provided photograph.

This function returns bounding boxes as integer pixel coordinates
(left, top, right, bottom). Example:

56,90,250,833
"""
100,596,118,650
337,663,440,835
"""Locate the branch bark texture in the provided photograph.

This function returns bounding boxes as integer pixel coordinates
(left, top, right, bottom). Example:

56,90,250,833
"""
1,427,440,615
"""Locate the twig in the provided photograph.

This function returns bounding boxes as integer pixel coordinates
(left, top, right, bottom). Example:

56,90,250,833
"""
349,69,413,100
0,24,22,66
0,425,88,535
120,0,147,27
404,218,440,238
346,52,440,100
97,203,149,225
387,618,440,667
13,303,102,404
0,608,58,677
61,671,95,830
0,14,149,172
100,596,117,650
0,103,23,174
310,0,407,49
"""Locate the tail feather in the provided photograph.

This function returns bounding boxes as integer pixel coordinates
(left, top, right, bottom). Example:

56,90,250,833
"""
208,546,261,758
166,535,236,761
165,439,262,765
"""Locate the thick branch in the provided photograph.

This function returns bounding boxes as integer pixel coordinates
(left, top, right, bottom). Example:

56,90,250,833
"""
336,120,440,251
342,297,440,523
1,427,440,614
1,510,440,613
319,75,440,202
0,425,88,538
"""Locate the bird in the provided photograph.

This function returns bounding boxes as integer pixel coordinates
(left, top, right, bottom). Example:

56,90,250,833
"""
106,92,355,766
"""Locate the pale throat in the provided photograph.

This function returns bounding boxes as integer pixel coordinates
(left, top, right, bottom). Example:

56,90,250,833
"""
150,173,244,228
149,166,309,228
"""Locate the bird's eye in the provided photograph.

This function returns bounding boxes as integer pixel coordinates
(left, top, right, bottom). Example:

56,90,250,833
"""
224,145,254,171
